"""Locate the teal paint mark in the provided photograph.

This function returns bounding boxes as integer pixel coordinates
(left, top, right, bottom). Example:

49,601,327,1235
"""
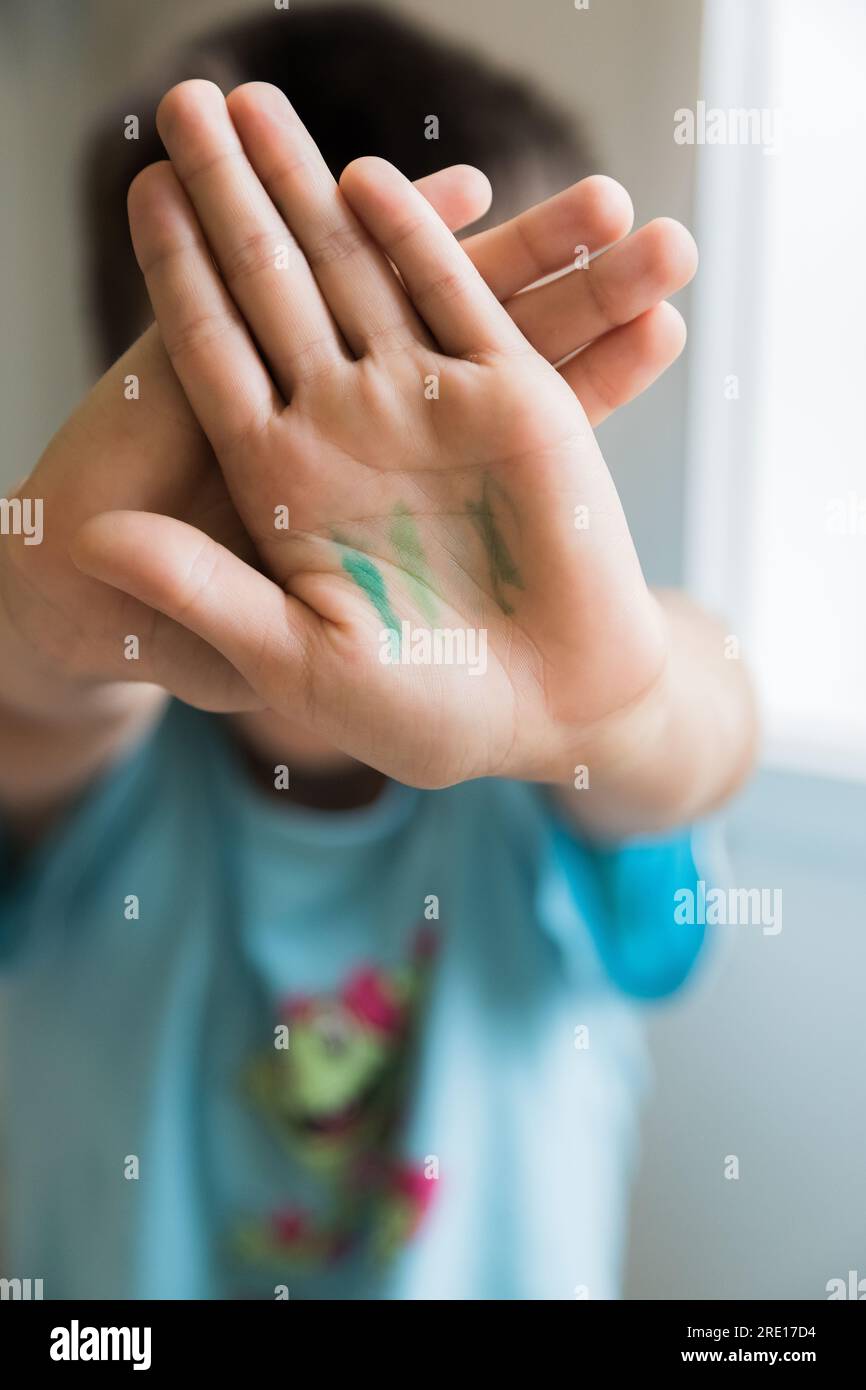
334,535,401,634
466,476,524,615
389,503,439,623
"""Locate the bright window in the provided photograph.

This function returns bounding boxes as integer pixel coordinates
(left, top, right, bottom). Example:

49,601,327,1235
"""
685,0,866,781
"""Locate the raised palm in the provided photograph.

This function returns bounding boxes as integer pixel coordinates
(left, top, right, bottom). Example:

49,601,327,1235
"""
75,81,696,785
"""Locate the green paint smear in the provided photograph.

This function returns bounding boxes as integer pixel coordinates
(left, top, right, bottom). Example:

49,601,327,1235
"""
466,476,524,615
388,503,439,623
334,535,400,634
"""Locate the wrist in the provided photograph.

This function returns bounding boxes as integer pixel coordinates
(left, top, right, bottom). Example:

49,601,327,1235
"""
533,592,758,838
535,654,673,795
510,590,673,792
0,551,166,831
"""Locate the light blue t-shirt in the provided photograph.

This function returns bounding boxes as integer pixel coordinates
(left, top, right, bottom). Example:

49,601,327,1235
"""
0,702,705,1299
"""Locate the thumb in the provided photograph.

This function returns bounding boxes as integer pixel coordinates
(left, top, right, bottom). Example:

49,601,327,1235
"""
70,510,316,706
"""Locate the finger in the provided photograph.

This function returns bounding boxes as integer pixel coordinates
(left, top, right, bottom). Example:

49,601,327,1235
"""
340,156,526,358
71,511,314,703
461,174,634,300
509,218,698,365
226,81,429,354
560,301,687,426
156,80,348,393
414,164,493,235
128,161,280,455
132,608,264,712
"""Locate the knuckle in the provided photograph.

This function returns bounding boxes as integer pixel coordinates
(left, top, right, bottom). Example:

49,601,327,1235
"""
174,537,221,618
414,266,470,311
305,221,368,269
138,234,201,278
262,150,312,199
163,308,236,361
584,260,618,327
221,228,290,286
582,355,622,413
384,214,427,255
282,334,341,384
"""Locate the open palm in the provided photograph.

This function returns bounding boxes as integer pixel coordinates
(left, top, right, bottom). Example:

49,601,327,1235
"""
75,81,696,786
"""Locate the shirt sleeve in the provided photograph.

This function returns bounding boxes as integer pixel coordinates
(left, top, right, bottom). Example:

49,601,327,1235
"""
529,790,717,1000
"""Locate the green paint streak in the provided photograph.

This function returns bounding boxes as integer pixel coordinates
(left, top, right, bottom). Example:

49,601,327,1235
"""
466,476,524,615
389,503,439,623
334,537,400,634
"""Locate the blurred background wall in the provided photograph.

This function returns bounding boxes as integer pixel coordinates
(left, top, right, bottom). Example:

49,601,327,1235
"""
1,0,863,1298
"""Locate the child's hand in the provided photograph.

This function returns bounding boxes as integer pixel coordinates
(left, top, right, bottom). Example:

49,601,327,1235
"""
0,329,258,718
4,153,588,831
75,81,698,790
1,164,510,717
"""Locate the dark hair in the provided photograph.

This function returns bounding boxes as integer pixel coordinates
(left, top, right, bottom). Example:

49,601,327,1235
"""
82,4,592,368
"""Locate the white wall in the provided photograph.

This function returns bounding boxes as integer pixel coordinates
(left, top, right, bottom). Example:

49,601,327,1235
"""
628,770,866,1299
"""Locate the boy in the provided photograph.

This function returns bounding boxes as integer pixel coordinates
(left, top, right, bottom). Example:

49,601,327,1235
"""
0,9,754,1299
